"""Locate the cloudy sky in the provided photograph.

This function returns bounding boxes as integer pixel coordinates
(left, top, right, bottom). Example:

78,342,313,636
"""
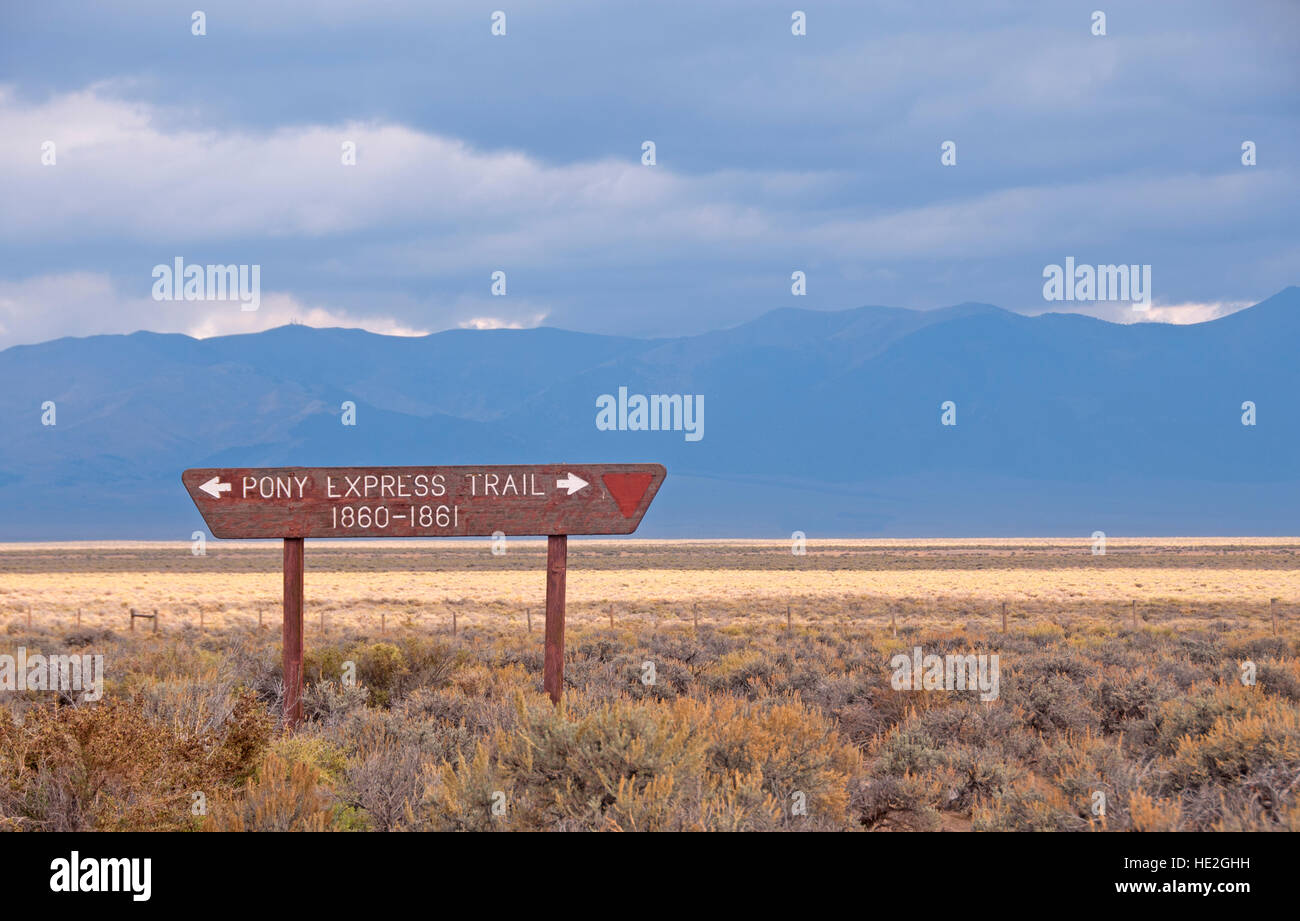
0,0,1296,348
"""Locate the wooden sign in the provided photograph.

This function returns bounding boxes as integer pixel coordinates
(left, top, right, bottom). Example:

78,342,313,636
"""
182,463,666,726
182,464,665,538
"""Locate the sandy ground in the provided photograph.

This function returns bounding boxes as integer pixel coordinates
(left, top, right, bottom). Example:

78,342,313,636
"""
1,538,1296,634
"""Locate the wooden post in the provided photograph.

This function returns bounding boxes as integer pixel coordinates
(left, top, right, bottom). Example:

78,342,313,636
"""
76,608,81,628
890,608,897,637
608,607,614,629
452,610,458,636
200,607,204,629
1001,601,1007,632
693,603,699,629
26,605,31,628
381,610,386,634
1271,598,1278,636
786,604,792,630
130,608,136,632
153,609,159,634
1131,599,1137,630
283,537,305,729
258,607,263,630
527,608,533,633
544,535,567,705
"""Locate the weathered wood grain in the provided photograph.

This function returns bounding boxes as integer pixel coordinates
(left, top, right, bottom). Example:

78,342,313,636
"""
283,537,304,728
544,535,567,704
182,464,666,539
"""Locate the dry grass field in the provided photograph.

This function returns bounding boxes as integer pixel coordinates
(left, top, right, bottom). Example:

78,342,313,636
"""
1,538,1298,831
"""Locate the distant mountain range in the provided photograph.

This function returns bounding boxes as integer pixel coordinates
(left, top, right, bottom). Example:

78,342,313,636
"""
2,288,1298,539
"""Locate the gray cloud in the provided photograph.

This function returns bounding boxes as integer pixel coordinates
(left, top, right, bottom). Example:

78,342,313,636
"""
0,1,1296,345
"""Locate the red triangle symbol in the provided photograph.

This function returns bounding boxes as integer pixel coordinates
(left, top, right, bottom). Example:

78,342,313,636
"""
602,473,654,518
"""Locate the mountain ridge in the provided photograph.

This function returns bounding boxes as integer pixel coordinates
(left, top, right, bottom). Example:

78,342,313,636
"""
1,290,1295,538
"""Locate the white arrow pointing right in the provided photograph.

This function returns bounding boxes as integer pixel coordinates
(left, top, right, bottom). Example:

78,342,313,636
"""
556,473,589,495
199,476,232,499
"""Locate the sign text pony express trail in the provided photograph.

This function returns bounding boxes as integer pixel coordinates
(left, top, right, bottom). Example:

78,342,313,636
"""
184,464,666,726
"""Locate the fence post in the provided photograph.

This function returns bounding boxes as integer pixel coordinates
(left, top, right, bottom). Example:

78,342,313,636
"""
1272,597,1279,636
1001,601,1007,632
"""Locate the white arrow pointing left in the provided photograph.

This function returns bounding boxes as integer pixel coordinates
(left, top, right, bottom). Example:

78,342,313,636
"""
199,476,232,499
556,473,588,495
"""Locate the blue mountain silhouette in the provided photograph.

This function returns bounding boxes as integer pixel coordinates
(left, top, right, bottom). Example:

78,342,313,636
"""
1,288,1296,538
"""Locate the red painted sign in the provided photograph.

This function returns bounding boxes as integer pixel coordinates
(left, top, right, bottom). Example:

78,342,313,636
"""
183,463,666,539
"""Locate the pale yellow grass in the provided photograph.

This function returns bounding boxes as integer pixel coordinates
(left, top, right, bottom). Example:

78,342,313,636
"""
3,566,1296,633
